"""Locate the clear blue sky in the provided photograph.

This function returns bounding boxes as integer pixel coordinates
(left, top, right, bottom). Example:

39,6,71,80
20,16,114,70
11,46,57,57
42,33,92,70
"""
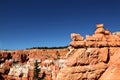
0,0,120,50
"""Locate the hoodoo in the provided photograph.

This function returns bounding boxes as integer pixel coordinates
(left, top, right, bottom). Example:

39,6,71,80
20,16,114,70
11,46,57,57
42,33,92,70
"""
0,24,120,80
57,24,120,80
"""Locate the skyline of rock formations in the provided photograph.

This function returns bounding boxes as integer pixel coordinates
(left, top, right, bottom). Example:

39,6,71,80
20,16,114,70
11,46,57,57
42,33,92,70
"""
0,24,120,80
70,24,120,48
57,24,120,80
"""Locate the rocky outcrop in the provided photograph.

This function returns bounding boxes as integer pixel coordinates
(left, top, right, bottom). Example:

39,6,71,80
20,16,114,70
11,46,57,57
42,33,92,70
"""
57,24,120,80
99,49,120,80
0,49,68,80
0,24,120,80
112,32,120,37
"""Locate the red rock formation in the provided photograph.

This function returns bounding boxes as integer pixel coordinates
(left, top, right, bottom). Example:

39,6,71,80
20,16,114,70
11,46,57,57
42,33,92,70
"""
0,24,120,80
99,49,120,80
0,49,68,80
57,24,120,80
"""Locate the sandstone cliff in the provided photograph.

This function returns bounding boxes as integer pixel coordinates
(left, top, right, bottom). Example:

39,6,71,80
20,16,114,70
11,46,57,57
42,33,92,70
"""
57,24,120,80
0,24,120,80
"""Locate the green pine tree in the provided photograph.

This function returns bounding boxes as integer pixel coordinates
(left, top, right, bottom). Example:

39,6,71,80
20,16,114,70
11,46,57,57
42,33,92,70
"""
34,60,40,80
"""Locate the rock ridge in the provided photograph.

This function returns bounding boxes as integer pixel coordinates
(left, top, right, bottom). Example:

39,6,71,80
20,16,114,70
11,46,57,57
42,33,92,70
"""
57,24,120,80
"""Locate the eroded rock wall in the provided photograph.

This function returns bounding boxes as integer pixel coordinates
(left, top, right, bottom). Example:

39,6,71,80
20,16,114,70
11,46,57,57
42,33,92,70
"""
0,24,120,80
57,24,120,80
0,49,68,80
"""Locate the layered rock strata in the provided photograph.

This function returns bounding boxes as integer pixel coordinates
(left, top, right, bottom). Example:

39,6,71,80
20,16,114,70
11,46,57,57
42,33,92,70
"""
0,24,120,80
57,24,120,80
0,49,68,80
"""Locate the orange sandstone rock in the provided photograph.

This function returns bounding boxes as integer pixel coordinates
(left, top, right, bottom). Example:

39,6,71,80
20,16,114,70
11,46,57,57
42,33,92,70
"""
57,24,120,80
100,49,120,80
71,33,84,41
70,41,85,48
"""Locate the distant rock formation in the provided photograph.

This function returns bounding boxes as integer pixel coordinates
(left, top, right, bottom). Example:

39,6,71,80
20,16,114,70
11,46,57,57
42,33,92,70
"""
0,24,120,80
57,24,120,80
0,49,68,80
112,32,120,37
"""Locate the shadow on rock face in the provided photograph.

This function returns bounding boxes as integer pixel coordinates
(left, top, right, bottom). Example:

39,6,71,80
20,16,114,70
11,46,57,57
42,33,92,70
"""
0,72,4,80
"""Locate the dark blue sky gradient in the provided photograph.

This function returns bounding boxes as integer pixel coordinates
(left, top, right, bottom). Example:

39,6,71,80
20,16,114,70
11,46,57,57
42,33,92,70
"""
0,0,120,50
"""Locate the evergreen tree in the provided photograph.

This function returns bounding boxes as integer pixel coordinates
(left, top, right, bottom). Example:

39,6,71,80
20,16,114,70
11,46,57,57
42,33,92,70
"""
34,60,40,79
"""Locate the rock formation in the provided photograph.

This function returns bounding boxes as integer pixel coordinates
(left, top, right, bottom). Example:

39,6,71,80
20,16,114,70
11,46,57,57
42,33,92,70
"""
57,24,120,80
0,24,120,80
0,49,68,80
112,32,120,37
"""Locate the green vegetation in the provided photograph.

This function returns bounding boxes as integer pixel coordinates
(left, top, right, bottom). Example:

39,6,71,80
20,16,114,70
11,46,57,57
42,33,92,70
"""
34,60,40,79
26,46,68,50
34,60,46,80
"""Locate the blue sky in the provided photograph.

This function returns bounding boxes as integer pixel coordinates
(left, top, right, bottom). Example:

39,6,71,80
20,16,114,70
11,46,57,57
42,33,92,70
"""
0,0,120,50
